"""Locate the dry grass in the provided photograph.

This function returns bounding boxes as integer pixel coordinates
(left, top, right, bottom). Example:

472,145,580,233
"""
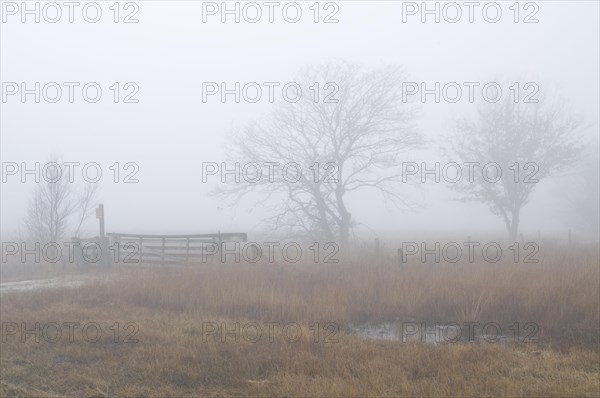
0,242,599,396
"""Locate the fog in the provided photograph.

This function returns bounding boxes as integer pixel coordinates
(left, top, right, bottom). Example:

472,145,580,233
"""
1,1,599,241
3,4,600,395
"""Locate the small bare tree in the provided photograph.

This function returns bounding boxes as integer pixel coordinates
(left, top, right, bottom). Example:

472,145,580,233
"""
25,156,99,242
448,94,583,240
217,62,422,245
73,183,100,238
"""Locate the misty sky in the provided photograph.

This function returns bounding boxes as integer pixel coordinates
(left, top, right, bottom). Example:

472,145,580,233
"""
1,1,599,240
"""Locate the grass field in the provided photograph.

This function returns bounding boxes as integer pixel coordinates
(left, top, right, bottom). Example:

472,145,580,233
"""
1,242,599,397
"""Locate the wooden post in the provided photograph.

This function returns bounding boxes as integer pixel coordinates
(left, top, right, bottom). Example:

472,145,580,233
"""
96,204,105,237
139,236,143,264
186,237,190,264
94,206,107,267
218,231,222,263
113,234,120,264
161,237,166,266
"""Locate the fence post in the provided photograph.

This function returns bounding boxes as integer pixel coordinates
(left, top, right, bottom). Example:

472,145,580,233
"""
139,236,143,264
398,247,404,269
96,204,105,237
218,231,222,264
100,236,111,268
112,234,120,265
186,237,190,264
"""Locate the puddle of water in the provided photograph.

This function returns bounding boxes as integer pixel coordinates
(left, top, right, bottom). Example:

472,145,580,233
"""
350,322,514,345
349,322,402,341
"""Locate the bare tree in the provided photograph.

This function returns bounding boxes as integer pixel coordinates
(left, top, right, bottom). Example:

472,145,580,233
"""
25,156,99,242
73,182,100,238
217,62,422,245
448,94,583,240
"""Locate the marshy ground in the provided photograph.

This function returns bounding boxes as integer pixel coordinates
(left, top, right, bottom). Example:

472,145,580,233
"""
1,243,599,397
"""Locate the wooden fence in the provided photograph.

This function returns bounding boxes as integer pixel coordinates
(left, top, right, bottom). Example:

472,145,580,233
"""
107,232,248,265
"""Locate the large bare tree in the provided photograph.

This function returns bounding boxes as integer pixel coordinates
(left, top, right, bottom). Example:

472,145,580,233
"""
218,62,422,245
448,94,583,240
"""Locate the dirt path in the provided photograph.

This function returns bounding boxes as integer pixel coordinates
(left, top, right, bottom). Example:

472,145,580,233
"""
0,274,95,295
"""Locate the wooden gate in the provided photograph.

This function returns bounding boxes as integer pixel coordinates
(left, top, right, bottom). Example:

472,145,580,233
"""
107,232,247,265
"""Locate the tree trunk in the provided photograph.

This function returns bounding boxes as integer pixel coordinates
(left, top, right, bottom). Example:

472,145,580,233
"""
507,209,520,241
339,214,351,247
335,184,351,247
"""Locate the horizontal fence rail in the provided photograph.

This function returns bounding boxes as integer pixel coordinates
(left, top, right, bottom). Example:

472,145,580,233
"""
107,232,248,265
